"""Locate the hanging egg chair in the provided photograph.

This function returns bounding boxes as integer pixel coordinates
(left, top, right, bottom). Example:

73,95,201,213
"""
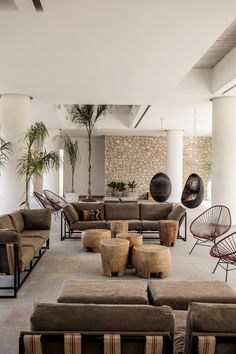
150,172,172,203
181,173,204,208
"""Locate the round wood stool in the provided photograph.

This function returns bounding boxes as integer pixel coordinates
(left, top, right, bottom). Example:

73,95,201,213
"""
132,244,171,279
110,220,128,238
81,229,111,253
100,238,129,276
159,220,179,246
116,232,143,267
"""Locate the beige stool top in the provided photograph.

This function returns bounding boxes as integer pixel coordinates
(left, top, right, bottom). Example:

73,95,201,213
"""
133,244,168,254
117,232,142,244
101,238,129,247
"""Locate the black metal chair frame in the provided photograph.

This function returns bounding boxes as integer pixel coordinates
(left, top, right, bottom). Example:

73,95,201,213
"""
0,239,49,298
189,205,231,255
211,231,236,282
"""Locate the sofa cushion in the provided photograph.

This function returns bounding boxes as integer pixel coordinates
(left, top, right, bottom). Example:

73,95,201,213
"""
105,203,139,220
82,209,102,221
9,211,24,233
57,280,149,304
147,280,236,310
20,230,49,242
185,302,236,354
72,202,104,220
0,214,15,230
20,209,51,230
70,220,107,230
21,236,45,252
167,205,186,221
63,204,79,224
139,203,173,220
174,310,188,354
21,245,36,271
141,220,160,231
30,303,174,335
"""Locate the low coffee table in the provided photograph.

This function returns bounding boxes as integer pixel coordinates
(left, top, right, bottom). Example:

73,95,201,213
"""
81,229,111,252
116,232,143,267
100,238,129,276
132,244,171,279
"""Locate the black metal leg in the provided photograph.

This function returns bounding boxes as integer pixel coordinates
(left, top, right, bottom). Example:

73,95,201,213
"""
189,240,199,254
225,262,229,282
212,258,220,274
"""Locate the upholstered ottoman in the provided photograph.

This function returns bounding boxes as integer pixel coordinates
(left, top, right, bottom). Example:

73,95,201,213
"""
147,280,236,310
116,232,143,267
132,245,171,279
100,238,129,276
81,229,111,252
57,279,148,304
159,220,179,246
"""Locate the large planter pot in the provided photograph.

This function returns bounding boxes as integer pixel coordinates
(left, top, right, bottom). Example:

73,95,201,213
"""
64,192,79,203
127,191,138,199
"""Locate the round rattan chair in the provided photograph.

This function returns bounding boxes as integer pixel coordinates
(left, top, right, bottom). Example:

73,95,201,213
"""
150,172,172,203
33,191,62,217
181,173,204,209
210,231,236,282
43,189,67,209
189,205,231,255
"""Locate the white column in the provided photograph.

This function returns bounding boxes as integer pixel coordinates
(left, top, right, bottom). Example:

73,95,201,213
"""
166,130,183,202
212,96,236,223
43,129,60,194
0,94,31,213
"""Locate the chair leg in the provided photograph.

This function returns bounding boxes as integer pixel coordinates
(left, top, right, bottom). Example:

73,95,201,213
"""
189,240,199,254
225,262,229,282
212,259,220,274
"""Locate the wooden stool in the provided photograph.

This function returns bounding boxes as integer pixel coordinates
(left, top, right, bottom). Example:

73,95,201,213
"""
81,229,111,252
110,220,128,238
100,238,129,276
159,220,179,246
132,245,171,279
116,232,143,267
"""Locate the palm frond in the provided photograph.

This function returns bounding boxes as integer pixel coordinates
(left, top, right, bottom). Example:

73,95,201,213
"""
0,138,12,169
24,121,49,147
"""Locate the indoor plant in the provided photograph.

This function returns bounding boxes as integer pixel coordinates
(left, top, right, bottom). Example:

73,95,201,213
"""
61,133,80,202
127,180,138,198
70,104,108,202
115,181,126,197
0,137,12,169
107,180,117,196
17,122,60,209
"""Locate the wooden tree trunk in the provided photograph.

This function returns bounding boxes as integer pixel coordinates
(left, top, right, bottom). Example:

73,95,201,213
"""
88,133,92,198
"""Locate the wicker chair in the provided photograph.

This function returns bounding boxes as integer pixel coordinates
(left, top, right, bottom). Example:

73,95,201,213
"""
189,205,231,255
33,191,62,217
43,189,67,209
210,231,236,282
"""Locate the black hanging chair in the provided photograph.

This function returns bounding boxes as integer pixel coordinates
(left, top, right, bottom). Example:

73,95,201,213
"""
150,172,172,203
181,173,204,209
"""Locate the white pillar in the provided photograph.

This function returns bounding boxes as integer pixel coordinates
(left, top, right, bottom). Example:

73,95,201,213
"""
166,130,183,202
0,94,31,213
212,96,236,223
43,129,60,194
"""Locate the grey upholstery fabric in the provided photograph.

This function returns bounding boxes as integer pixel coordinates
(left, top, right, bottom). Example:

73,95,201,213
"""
141,220,160,231
106,219,142,231
72,202,105,220
139,203,173,220
147,280,236,310
20,230,49,242
21,236,45,252
30,303,175,336
0,230,21,273
167,205,186,221
20,209,51,230
105,203,139,220
70,220,107,230
9,211,24,233
173,310,188,354
184,302,236,354
63,204,79,224
57,280,148,304
0,214,15,230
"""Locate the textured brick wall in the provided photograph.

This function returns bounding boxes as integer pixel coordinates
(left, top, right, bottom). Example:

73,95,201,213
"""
105,136,212,199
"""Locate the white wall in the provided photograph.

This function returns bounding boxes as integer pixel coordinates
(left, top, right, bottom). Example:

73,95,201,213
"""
63,136,105,196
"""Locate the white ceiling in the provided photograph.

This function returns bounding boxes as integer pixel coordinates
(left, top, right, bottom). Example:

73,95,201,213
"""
1,0,236,136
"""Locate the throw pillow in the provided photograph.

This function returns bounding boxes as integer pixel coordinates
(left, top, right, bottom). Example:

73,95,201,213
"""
82,209,102,221
63,204,79,224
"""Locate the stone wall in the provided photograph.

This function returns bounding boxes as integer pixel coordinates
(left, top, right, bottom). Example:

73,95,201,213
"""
105,135,212,199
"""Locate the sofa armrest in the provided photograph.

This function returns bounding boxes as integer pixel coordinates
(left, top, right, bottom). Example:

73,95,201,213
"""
20,209,51,230
167,205,186,222
0,229,21,244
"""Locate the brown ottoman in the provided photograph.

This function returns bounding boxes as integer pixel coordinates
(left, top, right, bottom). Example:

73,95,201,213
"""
110,220,129,238
132,245,171,279
81,229,111,252
116,232,143,267
101,238,129,276
147,280,236,310
57,279,148,304
159,220,179,246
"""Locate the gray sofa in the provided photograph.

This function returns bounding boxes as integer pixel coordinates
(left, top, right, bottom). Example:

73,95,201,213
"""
0,208,51,298
61,202,187,241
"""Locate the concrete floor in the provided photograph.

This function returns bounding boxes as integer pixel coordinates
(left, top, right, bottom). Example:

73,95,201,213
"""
0,203,236,354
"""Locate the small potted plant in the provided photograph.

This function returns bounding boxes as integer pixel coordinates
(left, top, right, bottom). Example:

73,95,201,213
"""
127,180,138,199
107,181,117,197
115,181,126,197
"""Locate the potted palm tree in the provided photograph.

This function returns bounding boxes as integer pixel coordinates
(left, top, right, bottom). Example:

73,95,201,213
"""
17,122,60,209
70,104,108,202
0,137,12,169
62,133,80,203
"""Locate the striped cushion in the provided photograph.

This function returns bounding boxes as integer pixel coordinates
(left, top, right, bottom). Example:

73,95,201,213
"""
23,335,42,354
104,334,121,354
198,336,216,354
146,336,163,354
64,333,81,354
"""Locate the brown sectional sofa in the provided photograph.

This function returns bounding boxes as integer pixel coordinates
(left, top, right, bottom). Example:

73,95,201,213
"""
0,208,51,298
61,201,187,241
